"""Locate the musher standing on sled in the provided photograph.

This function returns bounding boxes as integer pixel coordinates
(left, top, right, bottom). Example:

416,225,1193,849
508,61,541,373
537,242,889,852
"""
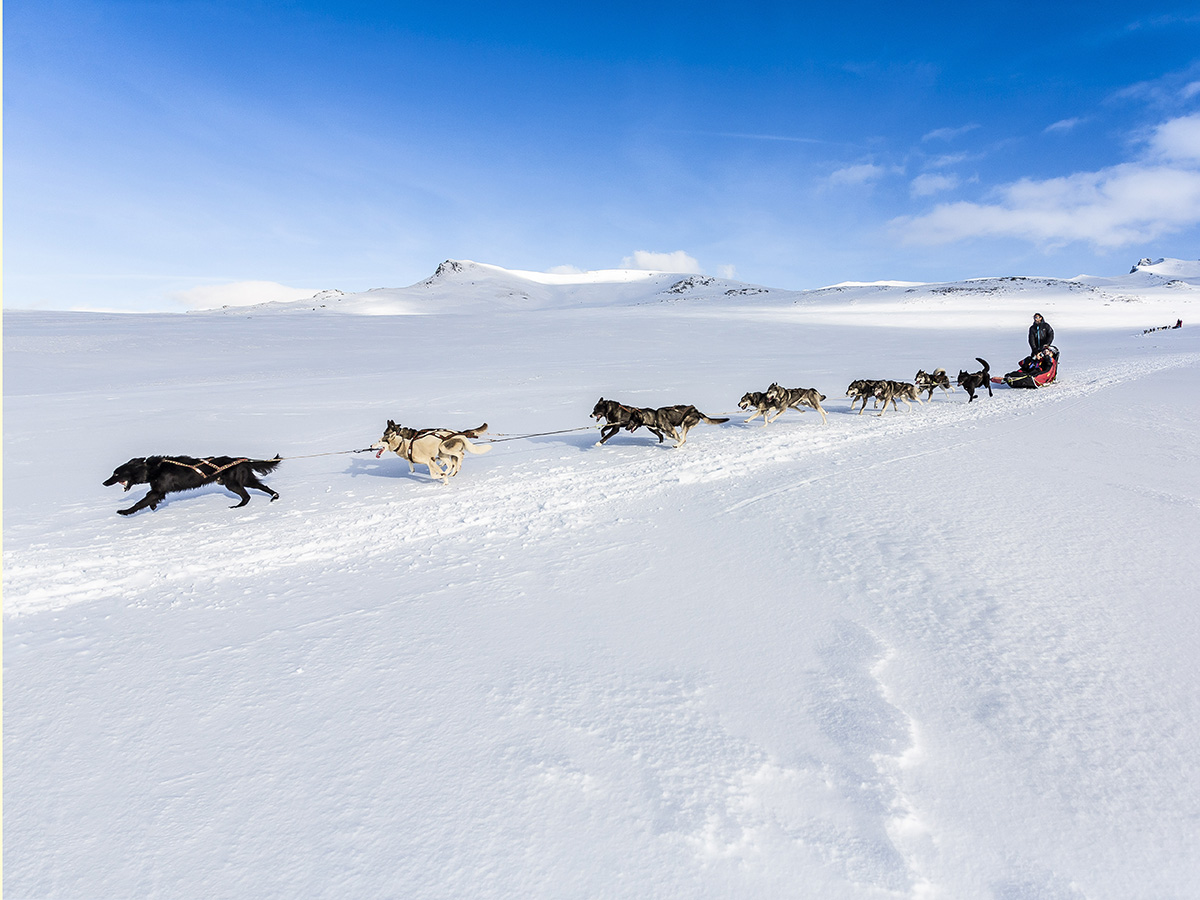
999,314,1059,388
1029,313,1054,354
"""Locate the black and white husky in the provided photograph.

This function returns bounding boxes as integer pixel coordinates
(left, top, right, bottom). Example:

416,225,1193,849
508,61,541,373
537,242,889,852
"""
914,368,954,400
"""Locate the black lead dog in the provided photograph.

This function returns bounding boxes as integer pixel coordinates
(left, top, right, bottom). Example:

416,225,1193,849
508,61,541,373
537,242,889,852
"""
956,358,992,402
103,455,282,515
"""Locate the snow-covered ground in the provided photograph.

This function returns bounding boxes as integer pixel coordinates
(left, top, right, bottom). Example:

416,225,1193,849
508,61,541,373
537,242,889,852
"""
5,259,1200,899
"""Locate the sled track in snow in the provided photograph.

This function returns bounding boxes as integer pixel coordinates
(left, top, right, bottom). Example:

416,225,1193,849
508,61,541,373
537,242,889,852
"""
6,351,1198,617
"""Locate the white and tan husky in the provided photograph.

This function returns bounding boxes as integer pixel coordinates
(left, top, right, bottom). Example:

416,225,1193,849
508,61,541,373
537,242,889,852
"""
372,420,490,483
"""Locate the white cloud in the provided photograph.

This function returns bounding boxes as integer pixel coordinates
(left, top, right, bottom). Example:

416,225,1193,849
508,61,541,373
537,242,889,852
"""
922,124,980,142
546,264,584,275
910,173,961,197
894,114,1200,248
1149,112,1200,162
926,153,969,169
829,163,887,186
171,280,318,310
620,250,703,273
1045,117,1084,133
717,264,737,279
1184,81,1200,99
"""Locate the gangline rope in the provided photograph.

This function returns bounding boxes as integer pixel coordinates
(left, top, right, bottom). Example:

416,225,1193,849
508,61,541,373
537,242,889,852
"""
275,425,599,460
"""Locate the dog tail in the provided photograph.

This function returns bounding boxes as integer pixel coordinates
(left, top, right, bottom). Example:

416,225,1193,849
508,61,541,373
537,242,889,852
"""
444,436,491,455
461,423,488,438
976,357,990,372
700,414,730,424
251,456,283,474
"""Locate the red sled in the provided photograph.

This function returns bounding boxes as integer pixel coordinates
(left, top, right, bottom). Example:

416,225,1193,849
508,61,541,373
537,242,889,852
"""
993,346,1058,388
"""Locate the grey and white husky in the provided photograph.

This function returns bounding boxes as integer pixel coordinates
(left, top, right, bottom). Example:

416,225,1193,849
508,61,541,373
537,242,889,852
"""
738,390,788,426
767,382,828,424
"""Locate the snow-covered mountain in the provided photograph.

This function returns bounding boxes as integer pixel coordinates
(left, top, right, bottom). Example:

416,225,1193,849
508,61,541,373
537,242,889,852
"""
202,257,1200,320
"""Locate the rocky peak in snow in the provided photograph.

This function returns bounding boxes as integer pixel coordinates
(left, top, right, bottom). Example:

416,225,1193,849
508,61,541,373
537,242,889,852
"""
434,259,465,278
1131,258,1166,273
662,276,717,295
423,259,487,285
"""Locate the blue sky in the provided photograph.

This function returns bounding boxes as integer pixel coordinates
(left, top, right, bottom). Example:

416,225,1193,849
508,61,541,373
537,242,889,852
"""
7,0,1200,310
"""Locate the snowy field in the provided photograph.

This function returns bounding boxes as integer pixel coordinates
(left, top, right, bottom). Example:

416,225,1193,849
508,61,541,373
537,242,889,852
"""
5,259,1200,899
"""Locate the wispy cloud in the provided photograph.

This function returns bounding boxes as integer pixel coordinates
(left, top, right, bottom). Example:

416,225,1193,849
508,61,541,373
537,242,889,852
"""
667,129,848,147
1045,117,1084,133
828,163,889,186
925,152,970,169
910,173,960,197
922,124,980,142
1125,13,1200,31
1111,61,1200,107
702,131,833,144
620,250,703,273
894,114,1200,248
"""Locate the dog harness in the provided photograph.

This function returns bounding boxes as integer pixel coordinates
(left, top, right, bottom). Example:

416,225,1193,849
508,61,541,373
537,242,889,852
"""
162,457,251,480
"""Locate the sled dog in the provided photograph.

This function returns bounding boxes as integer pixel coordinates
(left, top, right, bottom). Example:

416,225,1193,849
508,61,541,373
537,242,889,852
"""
629,404,729,447
875,381,921,415
956,359,992,402
847,379,885,415
372,420,490,483
914,368,954,400
103,455,281,515
767,383,828,424
591,398,672,445
738,391,788,426
591,397,727,447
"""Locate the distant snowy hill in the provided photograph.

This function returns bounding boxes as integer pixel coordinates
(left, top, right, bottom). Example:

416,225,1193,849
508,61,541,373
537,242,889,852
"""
199,257,1200,318
200,259,771,316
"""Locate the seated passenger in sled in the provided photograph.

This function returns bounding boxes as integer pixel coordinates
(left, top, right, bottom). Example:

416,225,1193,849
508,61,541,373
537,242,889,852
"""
998,346,1058,389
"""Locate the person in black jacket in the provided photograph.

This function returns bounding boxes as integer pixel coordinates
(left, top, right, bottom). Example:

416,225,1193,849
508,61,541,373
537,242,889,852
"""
1028,313,1054,353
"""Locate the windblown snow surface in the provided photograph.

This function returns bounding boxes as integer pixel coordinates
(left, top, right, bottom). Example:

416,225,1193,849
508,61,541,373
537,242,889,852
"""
5,259,1200,899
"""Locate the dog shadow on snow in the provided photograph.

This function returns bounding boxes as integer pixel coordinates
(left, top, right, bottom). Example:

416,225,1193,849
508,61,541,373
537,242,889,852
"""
107,483,260,514
344,457,450,482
